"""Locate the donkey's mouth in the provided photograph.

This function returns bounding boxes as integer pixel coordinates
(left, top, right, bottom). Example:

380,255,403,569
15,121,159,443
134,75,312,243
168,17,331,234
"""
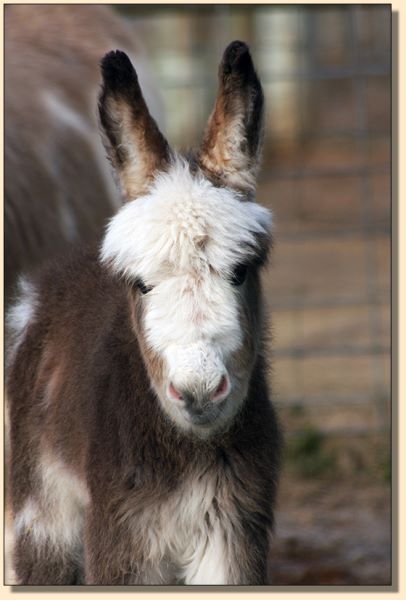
181,401,226,426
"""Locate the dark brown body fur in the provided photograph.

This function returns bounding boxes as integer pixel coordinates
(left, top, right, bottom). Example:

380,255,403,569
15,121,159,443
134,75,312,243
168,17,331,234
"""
7,245,281,585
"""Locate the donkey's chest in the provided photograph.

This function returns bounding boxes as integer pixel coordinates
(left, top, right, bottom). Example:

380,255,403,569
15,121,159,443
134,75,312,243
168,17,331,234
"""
127,468,234,576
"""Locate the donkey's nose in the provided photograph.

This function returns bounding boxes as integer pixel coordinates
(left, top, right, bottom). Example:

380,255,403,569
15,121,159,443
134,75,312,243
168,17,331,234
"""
211,374,230,402
168,373,230,405
168,382,183,402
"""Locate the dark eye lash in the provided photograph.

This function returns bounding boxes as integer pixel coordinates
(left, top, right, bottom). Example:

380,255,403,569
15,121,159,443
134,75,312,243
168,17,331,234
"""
132,278,153,295
230,263,248,286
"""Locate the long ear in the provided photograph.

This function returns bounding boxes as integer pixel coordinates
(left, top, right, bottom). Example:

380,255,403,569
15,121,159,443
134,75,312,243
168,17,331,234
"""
99,50,171,201
197,41,264,194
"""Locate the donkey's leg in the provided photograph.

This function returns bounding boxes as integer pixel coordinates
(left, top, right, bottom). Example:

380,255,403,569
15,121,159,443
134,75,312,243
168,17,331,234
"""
84,497,175,585
84,503,141,585
13,530,83,585
11,453,88,585
182,518,269,585
181,523,229,585
12,493,85,585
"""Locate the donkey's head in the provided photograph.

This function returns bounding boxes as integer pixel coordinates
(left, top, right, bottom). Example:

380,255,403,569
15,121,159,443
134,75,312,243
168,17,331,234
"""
99,43,272,437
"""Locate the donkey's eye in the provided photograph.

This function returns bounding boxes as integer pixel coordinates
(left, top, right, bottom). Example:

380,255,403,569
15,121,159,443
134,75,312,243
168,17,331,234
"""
133,279,153,295
231,264,248,286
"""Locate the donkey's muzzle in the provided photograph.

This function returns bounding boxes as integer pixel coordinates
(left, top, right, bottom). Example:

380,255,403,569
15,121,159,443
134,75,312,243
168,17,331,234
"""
168,373,231,425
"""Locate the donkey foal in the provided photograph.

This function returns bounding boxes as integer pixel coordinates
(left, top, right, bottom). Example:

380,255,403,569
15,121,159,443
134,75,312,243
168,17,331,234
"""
7,41,281,585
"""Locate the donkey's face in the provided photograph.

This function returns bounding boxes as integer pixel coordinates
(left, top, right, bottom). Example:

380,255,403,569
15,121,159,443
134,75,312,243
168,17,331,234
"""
99,43,272,436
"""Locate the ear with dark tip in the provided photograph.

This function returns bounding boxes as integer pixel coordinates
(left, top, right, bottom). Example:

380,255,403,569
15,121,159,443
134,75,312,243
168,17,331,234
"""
98,50,171,201
197,41,265,194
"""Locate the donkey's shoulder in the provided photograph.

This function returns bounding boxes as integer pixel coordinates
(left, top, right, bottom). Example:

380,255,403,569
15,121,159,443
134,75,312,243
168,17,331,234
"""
6,241,125,371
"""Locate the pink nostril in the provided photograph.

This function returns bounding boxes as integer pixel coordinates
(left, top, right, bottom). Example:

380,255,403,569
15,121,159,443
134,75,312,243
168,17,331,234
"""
213,374,230,401
168,382,183,402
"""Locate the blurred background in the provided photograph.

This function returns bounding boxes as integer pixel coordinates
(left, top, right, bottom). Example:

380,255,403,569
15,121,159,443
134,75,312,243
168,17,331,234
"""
117,3,391,585
5,3,391,587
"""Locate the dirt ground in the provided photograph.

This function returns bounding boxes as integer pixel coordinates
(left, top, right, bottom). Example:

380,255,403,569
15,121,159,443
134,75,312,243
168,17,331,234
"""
268,471,391,586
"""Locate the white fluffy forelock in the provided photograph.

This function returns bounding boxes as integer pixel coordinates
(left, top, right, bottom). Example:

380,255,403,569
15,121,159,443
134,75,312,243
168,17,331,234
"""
100,158,272,284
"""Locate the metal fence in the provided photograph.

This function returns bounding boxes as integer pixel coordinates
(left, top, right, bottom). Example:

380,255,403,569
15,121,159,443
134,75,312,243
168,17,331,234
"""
120,4,391,456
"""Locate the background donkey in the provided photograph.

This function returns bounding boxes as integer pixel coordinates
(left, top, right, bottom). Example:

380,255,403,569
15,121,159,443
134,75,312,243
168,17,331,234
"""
5,5,162,304
6,42,281,585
